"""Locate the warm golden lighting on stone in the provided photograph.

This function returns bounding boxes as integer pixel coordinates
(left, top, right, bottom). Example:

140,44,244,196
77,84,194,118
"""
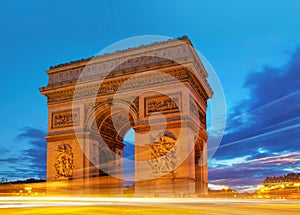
39,37,212,197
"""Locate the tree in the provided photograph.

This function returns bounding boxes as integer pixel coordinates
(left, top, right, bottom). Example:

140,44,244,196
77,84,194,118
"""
1,177,8,183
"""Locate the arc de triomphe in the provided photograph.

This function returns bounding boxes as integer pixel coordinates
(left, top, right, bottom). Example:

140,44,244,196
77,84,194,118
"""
40,36,213,196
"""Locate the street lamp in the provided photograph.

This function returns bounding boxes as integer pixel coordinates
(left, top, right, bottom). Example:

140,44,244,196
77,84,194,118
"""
223,186,230,197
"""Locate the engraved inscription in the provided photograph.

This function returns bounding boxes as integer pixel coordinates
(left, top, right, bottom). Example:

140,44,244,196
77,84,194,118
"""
52,109,79,128
145,94,181,116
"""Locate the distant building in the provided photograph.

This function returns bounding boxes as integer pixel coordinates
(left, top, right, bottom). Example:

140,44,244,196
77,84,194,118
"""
263,173,300,186
256,173,300,199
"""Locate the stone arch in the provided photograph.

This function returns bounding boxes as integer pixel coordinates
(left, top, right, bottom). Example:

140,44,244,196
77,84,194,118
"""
85,100,139,135
83,99,139,178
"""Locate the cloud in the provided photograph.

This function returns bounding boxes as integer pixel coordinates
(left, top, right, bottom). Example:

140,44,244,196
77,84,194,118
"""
216,46,300,157
209,151,300,182
209,182,259,193
17,126,46,141
209,46,300,191
0,147,9,154
209,155,251,168
208,183,227,191
0,127,47,181
0,157,21,163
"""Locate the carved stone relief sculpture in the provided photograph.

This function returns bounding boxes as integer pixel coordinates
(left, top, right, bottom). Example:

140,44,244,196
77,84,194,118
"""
54,144,75,179
148,135,177,175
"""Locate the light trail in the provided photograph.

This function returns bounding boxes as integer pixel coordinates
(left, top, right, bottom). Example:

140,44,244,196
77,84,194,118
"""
207,90,300,153
0,196,296,206
1,196,300,215
259,116,300,132
0,201,104,209
211,122,300,150
231,90,300,122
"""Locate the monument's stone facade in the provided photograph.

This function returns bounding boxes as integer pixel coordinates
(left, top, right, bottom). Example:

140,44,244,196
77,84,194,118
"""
40,36,213,196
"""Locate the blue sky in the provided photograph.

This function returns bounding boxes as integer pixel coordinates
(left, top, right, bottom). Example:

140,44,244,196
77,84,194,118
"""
0,0,299,192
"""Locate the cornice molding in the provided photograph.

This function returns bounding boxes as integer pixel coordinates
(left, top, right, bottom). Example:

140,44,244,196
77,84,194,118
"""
42,67,208,105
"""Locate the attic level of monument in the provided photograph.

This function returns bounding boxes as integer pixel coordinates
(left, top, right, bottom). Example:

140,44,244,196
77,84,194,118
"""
42,36,212,99
48,35,192,70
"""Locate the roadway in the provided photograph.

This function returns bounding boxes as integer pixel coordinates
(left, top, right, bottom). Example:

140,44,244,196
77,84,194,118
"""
0,197,299,214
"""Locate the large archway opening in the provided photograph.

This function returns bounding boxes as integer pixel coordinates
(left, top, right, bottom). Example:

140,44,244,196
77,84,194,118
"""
123,128,135,187
90,101,137,182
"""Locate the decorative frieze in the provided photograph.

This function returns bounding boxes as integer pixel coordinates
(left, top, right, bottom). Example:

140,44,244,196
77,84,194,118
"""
145,93,181,116
48,92,74,103
190,97,206,126
45,68,205,105
52,109,79,129
49,67,83,85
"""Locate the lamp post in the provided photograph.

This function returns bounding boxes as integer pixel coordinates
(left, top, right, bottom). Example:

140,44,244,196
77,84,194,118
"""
223,186,230,197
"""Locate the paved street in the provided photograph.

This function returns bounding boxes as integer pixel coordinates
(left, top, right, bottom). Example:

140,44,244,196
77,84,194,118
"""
0,197,299,214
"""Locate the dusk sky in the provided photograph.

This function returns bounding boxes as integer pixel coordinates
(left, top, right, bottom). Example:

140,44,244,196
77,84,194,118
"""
0,0,299,192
